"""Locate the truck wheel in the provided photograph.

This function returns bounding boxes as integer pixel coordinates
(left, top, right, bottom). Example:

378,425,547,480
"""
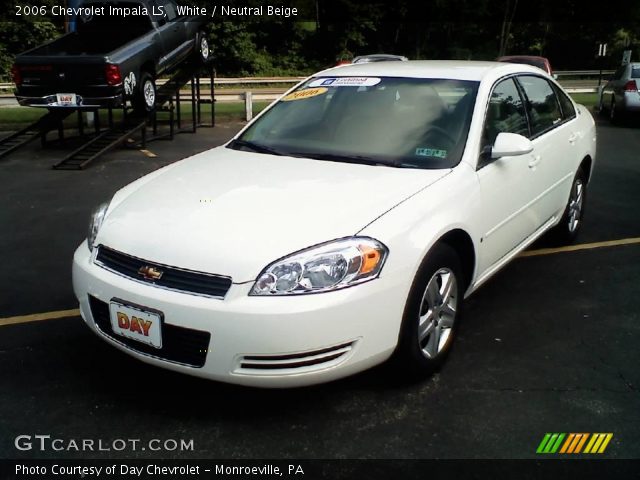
196,32,210,64
134,72,156,113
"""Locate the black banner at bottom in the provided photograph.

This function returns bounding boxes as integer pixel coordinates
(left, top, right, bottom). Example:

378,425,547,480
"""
1,459,639,480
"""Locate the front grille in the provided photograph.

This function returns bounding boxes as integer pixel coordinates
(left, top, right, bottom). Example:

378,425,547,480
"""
89,296,210,368
237,341,356,374
95,246,232,298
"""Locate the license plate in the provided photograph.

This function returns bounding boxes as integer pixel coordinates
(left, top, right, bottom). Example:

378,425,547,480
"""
109,300,162,349
55,93,77,106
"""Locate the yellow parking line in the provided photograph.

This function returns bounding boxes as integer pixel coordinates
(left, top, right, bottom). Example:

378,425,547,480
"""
1,238,637,327
0,308,80,327
520,237,640,257
140,149,157,158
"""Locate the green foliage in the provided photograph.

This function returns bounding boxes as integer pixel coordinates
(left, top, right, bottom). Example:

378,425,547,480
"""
0,0,639,79
0,0,64,81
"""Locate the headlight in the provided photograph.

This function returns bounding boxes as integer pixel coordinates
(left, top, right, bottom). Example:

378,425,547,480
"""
87,202,110,252
250,237,388,296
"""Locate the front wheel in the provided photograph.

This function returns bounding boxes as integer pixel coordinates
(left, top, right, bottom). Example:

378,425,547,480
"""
552,168,587,244
195,32,210,64
393,243,463,376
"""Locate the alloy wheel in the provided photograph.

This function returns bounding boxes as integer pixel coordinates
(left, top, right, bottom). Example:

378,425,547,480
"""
417,267,458,359
568,177,584,233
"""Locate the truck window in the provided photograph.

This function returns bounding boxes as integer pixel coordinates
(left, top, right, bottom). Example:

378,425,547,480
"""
163,1,177,20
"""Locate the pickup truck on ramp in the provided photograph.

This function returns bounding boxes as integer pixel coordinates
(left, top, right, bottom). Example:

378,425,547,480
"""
12,0,209,113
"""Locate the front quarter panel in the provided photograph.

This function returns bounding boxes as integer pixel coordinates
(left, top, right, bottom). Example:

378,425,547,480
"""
358,164,482,300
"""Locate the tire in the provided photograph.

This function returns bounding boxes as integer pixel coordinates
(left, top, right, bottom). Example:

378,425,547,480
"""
393,243,464,377
597,94,607,116
134,72,156,114
552,167,587,244
610,96,621,124
195,32,210,64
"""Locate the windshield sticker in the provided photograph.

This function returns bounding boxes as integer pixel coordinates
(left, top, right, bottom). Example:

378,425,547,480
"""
309,77,382,87
282,87,328,102
416,148,447,158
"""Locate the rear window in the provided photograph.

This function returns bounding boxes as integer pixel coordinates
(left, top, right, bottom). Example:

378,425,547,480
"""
632,67,640,79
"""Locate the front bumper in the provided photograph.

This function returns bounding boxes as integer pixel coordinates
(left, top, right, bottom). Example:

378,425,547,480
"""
72,242,408,388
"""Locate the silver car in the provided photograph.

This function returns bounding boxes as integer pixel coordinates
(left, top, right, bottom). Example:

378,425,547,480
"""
598,62,640,122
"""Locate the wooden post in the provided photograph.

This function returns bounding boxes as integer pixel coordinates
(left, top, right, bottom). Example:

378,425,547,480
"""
245,91,253,121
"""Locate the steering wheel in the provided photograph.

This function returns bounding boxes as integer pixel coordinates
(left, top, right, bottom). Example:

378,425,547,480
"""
419,125,457,149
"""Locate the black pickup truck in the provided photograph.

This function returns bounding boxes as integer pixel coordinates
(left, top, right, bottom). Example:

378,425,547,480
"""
12,0,209,112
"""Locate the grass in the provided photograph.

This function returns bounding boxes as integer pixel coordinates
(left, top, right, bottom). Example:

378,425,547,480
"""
0,102,272,131
0,94,598,131
569,93,598,108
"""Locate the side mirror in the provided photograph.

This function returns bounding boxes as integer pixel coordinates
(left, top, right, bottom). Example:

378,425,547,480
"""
491,132,533,159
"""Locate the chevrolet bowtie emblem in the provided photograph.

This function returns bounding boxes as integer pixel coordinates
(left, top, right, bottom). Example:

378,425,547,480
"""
138,265,163,281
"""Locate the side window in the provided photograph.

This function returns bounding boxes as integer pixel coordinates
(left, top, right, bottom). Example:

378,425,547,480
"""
482,78,529,149
517,75,562,137
163,1,177,21
553,85,576,120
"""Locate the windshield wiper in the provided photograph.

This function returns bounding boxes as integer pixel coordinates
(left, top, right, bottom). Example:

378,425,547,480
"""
290,152,398,167
228,139,285,156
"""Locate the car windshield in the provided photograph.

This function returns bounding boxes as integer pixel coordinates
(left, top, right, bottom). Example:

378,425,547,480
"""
229,77,479,169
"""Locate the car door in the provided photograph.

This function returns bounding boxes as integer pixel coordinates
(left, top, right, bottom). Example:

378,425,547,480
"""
515,75,576,225
154,0,189,73
475,77,540,274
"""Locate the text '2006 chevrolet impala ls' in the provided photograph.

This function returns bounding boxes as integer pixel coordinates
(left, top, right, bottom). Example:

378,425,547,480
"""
73,61,596,387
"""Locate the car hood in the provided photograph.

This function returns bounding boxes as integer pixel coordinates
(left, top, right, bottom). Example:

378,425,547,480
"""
97,147,449,282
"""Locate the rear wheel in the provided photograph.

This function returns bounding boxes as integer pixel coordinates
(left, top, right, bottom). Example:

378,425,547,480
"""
552,167,587,244
597,94,607,116
134,72,156,114
393,243,463,377
610,97,619,124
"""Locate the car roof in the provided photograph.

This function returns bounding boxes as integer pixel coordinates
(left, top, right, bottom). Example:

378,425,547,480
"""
316,60,547,82
498,55,549,61
352,54,409,63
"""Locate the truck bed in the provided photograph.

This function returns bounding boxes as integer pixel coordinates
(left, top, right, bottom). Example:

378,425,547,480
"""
25,15,153,57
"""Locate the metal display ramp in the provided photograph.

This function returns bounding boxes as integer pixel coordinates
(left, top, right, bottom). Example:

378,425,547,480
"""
3,61,214,170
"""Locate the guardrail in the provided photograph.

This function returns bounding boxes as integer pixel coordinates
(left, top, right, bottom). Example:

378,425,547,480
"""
554,70,614,77
0,70,617,91
0,73,605,120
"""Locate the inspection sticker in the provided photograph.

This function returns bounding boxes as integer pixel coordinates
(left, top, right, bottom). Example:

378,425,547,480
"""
309,77,381,87
282,87,328,101
416,148,447,158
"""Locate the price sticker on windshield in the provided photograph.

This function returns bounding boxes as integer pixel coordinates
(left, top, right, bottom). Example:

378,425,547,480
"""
282,87,328,102
309,77,381,87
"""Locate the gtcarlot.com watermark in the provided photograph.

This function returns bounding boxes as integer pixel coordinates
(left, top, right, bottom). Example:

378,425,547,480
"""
15,435,194,452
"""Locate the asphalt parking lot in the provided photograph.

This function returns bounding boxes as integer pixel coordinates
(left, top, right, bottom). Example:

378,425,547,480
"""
0,114,638,462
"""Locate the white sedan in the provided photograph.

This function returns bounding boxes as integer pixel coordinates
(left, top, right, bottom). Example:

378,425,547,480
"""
73,61,596,387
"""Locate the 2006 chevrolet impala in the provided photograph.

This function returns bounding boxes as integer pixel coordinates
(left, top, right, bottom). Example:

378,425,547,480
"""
73,61,596,387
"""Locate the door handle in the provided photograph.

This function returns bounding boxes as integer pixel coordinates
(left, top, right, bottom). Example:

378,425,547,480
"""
568,133,578,144
528,155,541,168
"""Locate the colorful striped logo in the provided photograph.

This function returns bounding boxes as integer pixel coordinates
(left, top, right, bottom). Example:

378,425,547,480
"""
536,433,613,454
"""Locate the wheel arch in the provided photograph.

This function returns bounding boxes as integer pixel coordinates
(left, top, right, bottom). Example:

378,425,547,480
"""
433,228,476,292
580,155,593,183
140,60,156,77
